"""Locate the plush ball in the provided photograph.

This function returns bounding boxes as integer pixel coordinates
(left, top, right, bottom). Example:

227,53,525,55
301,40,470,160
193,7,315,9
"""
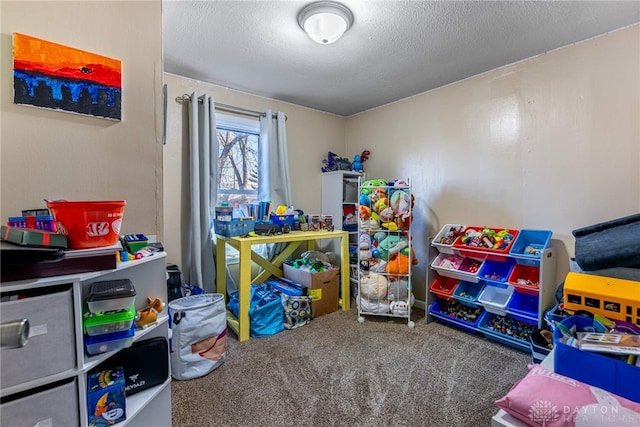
360,273,388,300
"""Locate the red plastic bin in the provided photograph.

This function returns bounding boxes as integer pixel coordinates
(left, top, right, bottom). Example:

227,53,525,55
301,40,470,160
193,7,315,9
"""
453,226,519,261
46,200,126,249
429,276,459,301
507,263,540,295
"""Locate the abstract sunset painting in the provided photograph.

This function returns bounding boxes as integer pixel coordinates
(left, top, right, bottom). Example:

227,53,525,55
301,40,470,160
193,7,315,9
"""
13,33,122,120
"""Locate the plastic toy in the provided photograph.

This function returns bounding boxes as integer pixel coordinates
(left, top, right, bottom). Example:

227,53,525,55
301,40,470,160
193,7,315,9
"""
351,150,370,173
135,297,165,328
321,152,351,172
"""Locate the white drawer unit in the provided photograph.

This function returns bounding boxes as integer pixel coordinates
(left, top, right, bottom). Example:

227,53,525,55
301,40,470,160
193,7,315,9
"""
1,378,79,427
0,253,171,427
1,285,76,388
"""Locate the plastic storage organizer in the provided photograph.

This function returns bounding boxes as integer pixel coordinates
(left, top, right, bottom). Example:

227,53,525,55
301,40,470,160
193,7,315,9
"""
87,279,136,314
553,316,640,403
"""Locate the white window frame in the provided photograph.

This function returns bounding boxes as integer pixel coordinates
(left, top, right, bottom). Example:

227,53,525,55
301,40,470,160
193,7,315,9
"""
214,113,268,263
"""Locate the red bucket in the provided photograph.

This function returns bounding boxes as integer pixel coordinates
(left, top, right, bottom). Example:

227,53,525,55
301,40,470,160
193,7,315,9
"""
46,200,126,249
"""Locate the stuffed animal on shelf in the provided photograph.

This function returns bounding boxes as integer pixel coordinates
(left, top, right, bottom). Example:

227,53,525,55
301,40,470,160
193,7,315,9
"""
135,297,164,328
359,273,388,301
389,300,409,315
360,179,387,196
385,246,417,277
359,205,379,230
359,232,372,260
377,234,407,260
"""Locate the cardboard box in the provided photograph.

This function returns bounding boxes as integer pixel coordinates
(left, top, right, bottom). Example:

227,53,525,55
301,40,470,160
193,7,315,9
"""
283,264,339,318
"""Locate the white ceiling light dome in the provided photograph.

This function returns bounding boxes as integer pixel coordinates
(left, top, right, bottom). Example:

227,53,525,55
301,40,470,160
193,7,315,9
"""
298,1,354,45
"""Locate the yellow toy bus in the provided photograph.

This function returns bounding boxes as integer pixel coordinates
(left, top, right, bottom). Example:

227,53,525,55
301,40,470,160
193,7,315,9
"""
563,272,640,326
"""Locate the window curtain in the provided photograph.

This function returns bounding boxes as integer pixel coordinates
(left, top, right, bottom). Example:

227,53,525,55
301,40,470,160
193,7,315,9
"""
183,92,217,293
258,110,292,207
258,110,292,260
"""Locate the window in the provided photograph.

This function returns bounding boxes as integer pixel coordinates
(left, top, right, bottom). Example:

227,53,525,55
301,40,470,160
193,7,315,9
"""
214,113,265,264
215,113,260,216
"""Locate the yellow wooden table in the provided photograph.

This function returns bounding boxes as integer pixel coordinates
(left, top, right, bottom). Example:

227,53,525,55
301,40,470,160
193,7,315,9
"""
215,230,351,341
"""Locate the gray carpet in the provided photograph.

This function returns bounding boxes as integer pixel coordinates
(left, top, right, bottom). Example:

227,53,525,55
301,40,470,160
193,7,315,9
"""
171,306,530,427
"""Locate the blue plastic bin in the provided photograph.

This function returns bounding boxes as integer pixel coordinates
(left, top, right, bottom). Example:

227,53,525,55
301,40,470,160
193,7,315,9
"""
270,213,295,227
507,291,539,321
509,229,552,266
478,258,515,285
553,316,640,403
214,219,255,237
453,281,485,308
428,298,484,333
478,311,537,352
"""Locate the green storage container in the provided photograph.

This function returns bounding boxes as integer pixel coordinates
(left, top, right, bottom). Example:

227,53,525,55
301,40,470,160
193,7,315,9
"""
83,304,136,336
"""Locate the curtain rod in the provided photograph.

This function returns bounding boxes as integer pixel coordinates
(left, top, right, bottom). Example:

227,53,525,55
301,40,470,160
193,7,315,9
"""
175,93,285,120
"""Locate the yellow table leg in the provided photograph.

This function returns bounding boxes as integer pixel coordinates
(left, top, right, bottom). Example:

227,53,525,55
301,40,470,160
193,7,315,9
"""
238,239,252,342
215,238,227,295
339,233,350,310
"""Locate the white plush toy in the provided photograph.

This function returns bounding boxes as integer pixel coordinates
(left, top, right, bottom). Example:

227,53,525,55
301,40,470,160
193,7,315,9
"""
389,300,409,315
359,273,388,300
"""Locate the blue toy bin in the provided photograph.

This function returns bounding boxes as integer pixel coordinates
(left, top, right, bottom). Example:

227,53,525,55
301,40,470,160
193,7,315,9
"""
507,290,538,322
452,281,485,308
509,229,552,267
478,258,515,285
428,298,484,334
553,315,640,403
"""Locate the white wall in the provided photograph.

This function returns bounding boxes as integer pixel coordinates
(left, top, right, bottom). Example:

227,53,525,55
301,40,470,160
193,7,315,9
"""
1,1,163,237
163,73,346,266
346,25,640,302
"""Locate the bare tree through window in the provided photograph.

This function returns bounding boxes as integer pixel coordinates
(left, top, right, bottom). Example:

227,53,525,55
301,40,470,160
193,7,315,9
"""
216,126,259,207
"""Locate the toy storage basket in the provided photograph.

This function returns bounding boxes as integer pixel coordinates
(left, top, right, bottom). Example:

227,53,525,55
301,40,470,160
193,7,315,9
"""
169,293,227,380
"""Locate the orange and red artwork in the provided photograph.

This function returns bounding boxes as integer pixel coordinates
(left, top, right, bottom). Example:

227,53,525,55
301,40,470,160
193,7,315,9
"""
13,33,122,120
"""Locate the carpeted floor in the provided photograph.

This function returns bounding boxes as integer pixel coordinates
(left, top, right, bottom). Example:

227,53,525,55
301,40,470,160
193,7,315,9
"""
171,306,530,427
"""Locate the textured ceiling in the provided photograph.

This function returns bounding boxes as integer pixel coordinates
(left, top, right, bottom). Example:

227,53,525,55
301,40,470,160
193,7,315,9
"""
163,1,640,116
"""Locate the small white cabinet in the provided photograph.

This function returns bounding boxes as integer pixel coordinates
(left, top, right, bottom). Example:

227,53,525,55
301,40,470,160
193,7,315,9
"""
0,253,171,427
321,170,363,295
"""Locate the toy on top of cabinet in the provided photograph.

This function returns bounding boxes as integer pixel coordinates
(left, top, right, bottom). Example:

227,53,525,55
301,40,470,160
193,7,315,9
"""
351,150,370,172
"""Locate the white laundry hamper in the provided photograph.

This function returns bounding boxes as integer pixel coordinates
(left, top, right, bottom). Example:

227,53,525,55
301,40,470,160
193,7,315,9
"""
169,293,227,380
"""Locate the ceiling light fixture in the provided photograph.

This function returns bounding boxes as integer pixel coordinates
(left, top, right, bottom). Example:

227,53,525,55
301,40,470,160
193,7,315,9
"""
298,1,354,45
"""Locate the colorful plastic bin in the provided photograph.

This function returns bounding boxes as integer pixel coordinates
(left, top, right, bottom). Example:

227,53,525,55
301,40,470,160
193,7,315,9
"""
509,229,552,266
84,324,135,355
430,253,484,283
507,264,541,295
83,305,136,336
478,311,537,351
478,284,515,316
270,213,295,227
553,316,640,403
429,276,459,300
214,218,255,237
453,281,485,308
87,279,136,314
478,258,515,285
432,224,466,255
428,298,484,333
46,200,126,249
452,226,520,261
507,291,539,322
